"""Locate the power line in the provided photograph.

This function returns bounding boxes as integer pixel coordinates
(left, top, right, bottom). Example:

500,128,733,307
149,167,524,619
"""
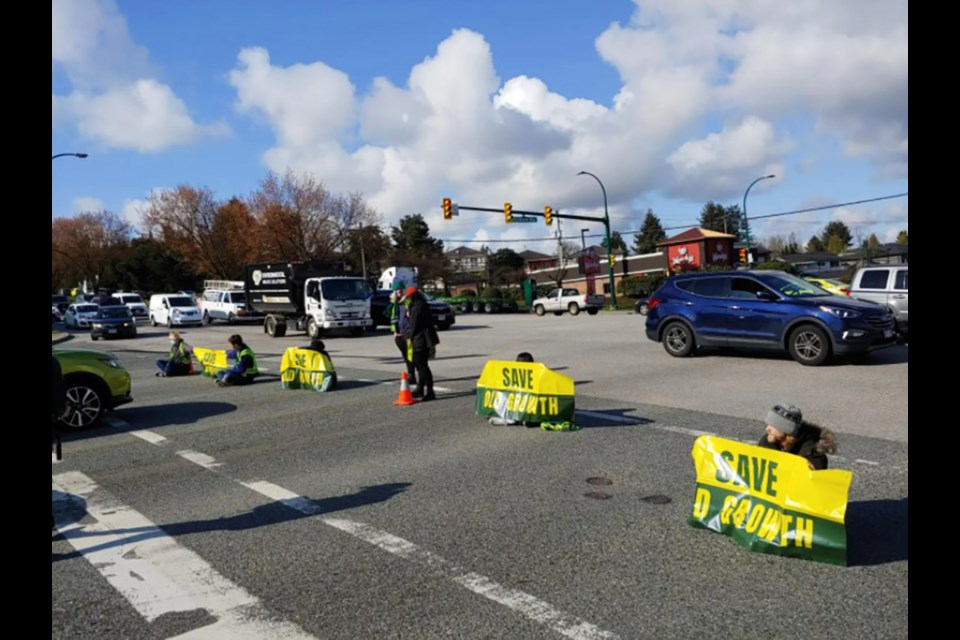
436,192,908,244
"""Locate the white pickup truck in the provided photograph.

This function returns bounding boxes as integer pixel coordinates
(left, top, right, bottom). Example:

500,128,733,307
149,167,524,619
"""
532,287,605,316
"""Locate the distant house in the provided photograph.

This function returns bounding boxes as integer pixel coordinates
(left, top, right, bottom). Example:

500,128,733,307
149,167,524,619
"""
775,252,845,278
839,243,908,266
519,250,557,273
445,246,488,273
657,228,737,270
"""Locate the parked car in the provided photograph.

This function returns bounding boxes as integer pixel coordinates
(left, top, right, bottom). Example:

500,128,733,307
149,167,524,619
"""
370,290,456,330
634,296,649,315
52,294,70,314
112,291,149,321
644,270,897,366
54,347,133,428
532,288,605,316
849,265,908,339
64,303,100,329
803,277,850,297
200,283,263,324
52,305,62,323
90,305,138,340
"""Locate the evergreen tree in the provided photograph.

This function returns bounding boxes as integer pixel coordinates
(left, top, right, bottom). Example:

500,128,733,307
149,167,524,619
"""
633,209,666,254
820,221,852,250
896,229,908,245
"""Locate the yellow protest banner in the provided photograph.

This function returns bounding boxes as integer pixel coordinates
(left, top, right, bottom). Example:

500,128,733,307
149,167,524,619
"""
475,360,575,423
280,347,336,392
192,347,229,378
689,435,852,565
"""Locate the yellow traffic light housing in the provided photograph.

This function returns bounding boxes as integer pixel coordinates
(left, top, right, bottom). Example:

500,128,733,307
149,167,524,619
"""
504,202,513,223
738,248,747,265
610,253,616,267
442,198,452,220
544,206,553,226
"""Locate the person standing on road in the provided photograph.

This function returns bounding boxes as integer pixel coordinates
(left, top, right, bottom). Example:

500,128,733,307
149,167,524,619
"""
156,331,193,377
401,287,437,401
52,355,68,530
757,404,837,470
388,281,417,387
216,334,260,387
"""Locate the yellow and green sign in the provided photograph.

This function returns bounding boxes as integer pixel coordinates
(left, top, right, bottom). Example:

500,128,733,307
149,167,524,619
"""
689,436,852,566
475,360,575,423
192,347,229,378
280,347,336,392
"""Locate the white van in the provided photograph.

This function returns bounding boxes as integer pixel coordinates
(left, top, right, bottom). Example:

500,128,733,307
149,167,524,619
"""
149,293,203,327
112,291,149,321
200,280,262,324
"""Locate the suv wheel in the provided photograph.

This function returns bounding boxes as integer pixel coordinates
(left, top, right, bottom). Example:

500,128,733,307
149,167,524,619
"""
62,377,108,428
788,324,830,366
662,321,695,357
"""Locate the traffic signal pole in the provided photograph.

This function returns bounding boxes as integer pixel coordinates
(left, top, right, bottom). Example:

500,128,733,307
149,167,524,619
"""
446,201,620,308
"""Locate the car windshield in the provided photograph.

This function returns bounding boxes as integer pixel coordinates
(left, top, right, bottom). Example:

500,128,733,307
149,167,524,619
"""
120,294,143,304
168,296,195,307
53,295,68,303
760,272,829,297
77,304,99,313
230,292,246,304
99,306,132,319
320,279,369,301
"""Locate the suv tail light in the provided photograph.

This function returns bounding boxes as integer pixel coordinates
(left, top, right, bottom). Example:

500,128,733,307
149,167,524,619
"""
647,298,661,311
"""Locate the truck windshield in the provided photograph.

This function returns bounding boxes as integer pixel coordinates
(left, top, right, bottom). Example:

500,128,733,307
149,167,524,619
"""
320,279,369,301
229,292,246,304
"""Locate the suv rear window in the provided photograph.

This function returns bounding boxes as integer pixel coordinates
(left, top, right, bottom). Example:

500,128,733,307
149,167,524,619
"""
894,270,908,290
859,270,890,289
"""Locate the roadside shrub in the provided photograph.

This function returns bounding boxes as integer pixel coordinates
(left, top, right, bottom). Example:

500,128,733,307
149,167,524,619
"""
617,273,667,296
480,287,503,300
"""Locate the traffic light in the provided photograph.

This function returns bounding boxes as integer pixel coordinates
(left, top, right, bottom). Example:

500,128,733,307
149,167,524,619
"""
610,253,616,267
738,248,747,265
504,202,513,223
442,198,452,220
544,205,553,226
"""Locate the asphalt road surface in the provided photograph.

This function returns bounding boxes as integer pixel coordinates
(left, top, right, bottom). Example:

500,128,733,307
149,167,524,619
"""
52,312,908,639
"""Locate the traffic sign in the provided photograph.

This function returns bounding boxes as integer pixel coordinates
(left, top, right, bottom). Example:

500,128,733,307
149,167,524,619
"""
511,215,538,223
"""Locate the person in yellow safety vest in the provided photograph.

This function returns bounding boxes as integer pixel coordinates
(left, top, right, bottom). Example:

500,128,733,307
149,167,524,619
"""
400,287,437,401
216,334,259,387
388,281,417,387
156,331,193,377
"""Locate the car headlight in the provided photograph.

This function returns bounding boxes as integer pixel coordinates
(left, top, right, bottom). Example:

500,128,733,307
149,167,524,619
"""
820,305,861,319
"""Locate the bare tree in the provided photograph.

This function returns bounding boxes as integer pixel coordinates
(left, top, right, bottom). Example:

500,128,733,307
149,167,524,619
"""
141,185,232,278
248,171,339,261
52,211,131,290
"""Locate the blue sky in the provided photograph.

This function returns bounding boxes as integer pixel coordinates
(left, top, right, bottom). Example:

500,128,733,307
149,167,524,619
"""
52,0,908,255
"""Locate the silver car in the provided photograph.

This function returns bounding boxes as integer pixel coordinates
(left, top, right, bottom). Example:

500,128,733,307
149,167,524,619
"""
64,303,100,328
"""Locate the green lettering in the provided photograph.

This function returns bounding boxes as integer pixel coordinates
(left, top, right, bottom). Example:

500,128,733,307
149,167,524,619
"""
735,454,751,488
502,368,510,387
751,457,767,493
716,451,734,483
766,462,779,497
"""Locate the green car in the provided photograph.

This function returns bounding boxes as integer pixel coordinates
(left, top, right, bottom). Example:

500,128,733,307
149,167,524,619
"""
54,347,133,428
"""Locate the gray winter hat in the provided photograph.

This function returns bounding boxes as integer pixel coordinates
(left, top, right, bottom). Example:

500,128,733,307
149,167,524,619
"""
766,404,803,435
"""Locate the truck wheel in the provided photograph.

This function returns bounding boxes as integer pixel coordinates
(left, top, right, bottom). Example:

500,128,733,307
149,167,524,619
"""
227,312,236,325
265,316,279,337
274,321,287,337
307,318,320,338
150,315,157,327
484,302,495,313
534,304,545,316
587,308,599,316
460,302,471,313
203,311,212,325
568,303,580,316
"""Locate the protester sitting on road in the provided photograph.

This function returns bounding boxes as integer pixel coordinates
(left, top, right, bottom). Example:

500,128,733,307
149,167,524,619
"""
489,352,539,427
302,338,338,390
156,331,193,377
215,334,259,387
756,403,837,470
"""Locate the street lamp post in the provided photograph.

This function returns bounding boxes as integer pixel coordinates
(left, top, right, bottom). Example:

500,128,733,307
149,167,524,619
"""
580,228,589,252
577,171,617,309
53,153,88,160
742,173,775,262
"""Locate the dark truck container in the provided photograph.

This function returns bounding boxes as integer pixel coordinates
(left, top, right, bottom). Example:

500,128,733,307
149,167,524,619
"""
245,260,373,338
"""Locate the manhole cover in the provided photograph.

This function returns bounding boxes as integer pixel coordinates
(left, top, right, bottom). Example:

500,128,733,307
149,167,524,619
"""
586,477,613,486
641,495,672,504
584,491,612,500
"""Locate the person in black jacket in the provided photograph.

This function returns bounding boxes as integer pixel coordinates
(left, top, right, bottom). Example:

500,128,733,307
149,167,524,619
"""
757,404,837,470
52,355,67,529
400,287,437,401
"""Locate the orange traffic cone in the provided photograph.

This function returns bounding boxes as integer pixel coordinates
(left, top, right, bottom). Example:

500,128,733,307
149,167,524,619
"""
393,372,417,406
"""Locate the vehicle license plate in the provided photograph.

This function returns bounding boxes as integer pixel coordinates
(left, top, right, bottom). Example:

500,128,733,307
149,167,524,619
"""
883,329,894,338
436,315,445,321
108,329,117,334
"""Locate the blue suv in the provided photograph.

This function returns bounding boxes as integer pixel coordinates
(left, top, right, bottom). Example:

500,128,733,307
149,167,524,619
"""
644,271,897,366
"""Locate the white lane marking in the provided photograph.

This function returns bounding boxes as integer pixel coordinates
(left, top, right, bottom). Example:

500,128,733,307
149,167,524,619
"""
177,449,223,469
52,471,316,639
855,459,880,466
130,430,168,444
323,518,620,640
239,480,619,638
